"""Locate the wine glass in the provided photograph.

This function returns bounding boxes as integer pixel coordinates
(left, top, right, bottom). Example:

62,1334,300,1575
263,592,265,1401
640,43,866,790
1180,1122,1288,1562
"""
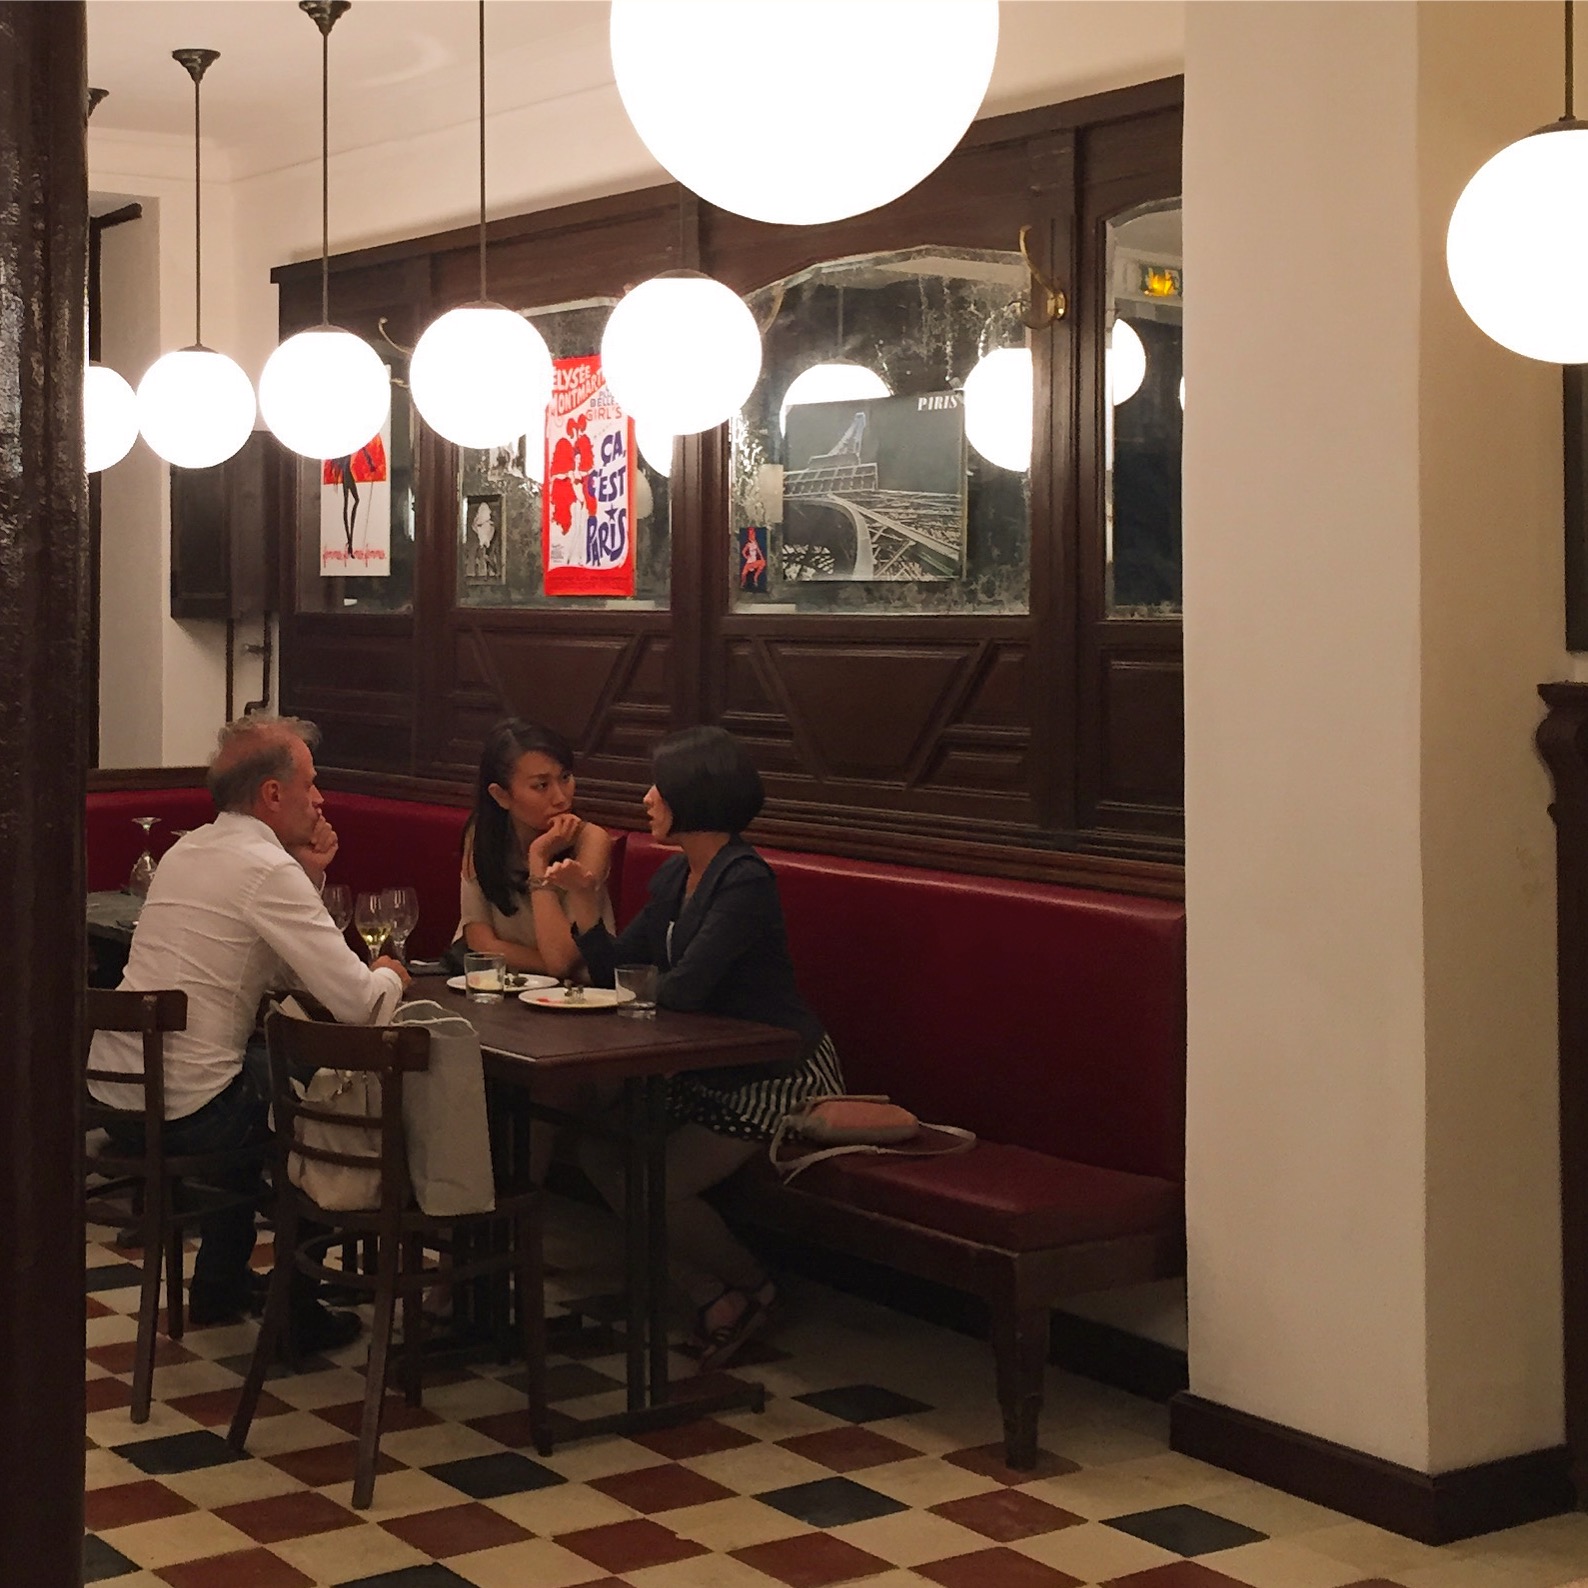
127,816,159,897
353,891,391,964
323,883,353,935
382,886,419,963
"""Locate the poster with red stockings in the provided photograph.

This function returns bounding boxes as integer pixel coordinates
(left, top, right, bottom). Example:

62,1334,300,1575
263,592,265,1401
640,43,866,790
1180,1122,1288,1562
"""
542,354,635,598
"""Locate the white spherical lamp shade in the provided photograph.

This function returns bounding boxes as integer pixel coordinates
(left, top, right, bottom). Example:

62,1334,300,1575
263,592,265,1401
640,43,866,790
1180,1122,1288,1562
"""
610,0,997,226
84,363,138,473
635,422,673,478
601,276,762,435
1109,319,1146,406
410,305,554,449
779,362,891,433
259,327,391,459
963,347,1032,473
1447,125,1588,361
136,348,257,468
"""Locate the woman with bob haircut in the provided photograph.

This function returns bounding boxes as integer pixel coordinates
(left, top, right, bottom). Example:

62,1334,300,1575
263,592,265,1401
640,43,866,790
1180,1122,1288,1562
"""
546,724,843,1369
456,718,613,980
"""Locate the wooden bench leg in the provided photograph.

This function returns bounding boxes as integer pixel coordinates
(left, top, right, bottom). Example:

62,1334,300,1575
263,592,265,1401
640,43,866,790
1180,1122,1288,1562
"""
992,1304,1048,1470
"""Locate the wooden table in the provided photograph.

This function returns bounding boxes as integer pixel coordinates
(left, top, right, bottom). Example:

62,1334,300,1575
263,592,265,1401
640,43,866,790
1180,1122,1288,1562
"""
414,979,801,1444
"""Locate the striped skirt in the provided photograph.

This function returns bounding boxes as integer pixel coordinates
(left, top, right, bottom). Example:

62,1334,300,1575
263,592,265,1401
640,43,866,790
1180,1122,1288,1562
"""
667,1032,845,1142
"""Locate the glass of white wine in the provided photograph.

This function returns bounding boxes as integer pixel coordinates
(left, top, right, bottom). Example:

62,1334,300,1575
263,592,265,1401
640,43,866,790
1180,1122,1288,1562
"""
353,891,391,964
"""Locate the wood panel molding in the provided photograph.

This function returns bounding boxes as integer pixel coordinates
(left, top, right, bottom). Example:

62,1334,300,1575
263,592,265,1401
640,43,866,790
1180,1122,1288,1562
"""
89,765,206,791
1536,680,1588,1504
1171,1393,1572,1544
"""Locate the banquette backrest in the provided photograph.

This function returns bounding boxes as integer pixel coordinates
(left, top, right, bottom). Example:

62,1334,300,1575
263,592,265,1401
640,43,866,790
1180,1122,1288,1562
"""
85,787,219,893
616,834,1187,1185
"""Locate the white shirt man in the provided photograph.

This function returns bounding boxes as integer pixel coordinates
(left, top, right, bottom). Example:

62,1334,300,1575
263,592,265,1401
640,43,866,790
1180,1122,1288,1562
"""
91,716,408,1344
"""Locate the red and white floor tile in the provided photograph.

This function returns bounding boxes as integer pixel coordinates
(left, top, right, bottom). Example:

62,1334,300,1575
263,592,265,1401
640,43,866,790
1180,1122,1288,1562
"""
82,1201,1588,1588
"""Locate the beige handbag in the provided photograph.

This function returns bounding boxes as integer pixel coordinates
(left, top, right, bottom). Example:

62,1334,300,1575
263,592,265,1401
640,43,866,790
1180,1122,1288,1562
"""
287,1065,383,1211
393,1001,495,1217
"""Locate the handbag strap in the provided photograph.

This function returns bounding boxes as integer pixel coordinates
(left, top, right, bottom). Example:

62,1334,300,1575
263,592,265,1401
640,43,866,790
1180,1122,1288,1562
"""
770,1120,977,1182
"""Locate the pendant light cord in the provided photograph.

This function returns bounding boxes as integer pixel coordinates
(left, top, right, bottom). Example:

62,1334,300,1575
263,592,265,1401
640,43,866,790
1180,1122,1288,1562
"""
478,0,488,302
1569,0,1577,119
193,70,203,345
321,23,330,324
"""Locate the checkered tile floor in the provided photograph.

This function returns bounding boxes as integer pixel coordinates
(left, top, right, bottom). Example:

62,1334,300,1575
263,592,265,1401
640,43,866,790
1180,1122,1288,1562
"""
84,1198,1588,1588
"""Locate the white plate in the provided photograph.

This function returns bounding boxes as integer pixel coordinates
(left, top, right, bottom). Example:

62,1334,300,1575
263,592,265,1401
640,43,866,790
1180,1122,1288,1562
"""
446,973,559,993
518,986,635,1011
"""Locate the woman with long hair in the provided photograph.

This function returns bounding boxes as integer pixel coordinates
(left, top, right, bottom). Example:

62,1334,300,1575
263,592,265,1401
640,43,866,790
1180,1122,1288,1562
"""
545,725,843,1368
456,719,613,978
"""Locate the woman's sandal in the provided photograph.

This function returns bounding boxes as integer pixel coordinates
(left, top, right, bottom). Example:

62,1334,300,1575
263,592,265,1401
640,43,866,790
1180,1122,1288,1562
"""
693,1281,778,1373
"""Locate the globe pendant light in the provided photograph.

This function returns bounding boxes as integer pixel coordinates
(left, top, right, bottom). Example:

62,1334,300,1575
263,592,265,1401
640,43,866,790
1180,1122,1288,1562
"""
135,49,257,469
1109,319,1146,406
963,345,1032,474
600,272,762,436
1447,0,1588,361
610,1,999,227
84,363,139,473
409,1,552,449
635,422,673,478
259,3,390,460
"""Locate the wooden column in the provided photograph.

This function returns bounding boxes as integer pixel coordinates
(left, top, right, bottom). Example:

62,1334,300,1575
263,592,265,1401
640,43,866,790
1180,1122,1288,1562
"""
1538,681,1588,1507
0,3,90,1581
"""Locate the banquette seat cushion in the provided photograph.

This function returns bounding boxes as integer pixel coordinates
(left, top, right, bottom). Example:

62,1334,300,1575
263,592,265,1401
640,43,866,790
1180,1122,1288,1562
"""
780,1142,1181,1252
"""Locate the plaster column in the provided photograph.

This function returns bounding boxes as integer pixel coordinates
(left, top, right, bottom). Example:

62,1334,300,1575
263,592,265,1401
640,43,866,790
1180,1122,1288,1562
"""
1180,0,1563,1537
0,2,90,1581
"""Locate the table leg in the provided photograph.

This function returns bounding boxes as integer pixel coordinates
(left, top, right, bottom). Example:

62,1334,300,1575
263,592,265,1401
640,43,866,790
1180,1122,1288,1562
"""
622,1077,648,1413
645,1074,670,1401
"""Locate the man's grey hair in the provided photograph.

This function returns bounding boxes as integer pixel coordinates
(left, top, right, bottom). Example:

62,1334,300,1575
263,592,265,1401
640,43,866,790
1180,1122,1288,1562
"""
206,714,321,813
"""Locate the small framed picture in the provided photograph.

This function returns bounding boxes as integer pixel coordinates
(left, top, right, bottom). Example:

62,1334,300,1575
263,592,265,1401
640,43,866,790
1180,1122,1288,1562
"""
462,493,506,584
737,525,770,594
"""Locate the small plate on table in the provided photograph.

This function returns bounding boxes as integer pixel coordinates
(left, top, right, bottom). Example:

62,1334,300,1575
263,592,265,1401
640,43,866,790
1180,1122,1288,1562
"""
446,973,559,993
518,986,635,1012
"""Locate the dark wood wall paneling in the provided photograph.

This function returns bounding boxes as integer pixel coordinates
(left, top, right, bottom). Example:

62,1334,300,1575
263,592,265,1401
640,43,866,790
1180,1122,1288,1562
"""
273,79,1185,895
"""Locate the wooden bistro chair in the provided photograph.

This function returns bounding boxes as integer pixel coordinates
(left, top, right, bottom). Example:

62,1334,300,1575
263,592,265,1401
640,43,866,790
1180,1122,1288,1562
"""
84,988,266,1423
227,1011,550,1510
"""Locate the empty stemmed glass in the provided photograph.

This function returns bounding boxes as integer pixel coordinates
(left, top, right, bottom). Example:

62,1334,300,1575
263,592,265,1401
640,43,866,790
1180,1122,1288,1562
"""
323,883,353,935
353,891,391,964
382,886,419,963
127,816,160,897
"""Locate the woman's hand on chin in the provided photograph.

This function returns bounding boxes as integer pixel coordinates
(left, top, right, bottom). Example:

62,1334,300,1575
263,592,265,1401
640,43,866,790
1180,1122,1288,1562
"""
544,857,599,898
528,812,582,870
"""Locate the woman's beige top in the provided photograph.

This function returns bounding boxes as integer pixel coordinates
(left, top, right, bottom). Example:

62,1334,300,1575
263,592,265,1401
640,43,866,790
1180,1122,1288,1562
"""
455,831,613,951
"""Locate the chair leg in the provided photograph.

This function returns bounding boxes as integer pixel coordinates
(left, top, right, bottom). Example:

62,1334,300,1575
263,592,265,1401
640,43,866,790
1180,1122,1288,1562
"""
515,1202,553,1457
165,1212,185,1341
129,1183,168,1424
991,1303,1049,1471
353,1231,400,1510
228,1203,297,1454
401,1233,423,1408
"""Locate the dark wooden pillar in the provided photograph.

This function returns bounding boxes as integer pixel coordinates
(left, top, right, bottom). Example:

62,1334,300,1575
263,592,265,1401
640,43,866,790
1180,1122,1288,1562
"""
0,3,89,1582
1538,681,1588,1508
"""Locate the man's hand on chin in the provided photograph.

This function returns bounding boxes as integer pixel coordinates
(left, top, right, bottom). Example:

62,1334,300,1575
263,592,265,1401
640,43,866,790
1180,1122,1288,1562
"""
292,817,340,890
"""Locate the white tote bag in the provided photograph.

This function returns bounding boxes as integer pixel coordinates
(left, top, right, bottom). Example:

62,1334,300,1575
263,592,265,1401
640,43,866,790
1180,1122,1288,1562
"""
391,1000,496,1217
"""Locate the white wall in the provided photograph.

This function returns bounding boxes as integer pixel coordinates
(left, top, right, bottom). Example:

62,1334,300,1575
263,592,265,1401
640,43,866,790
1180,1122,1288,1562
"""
90,131,249,767
1184,0,1562,1472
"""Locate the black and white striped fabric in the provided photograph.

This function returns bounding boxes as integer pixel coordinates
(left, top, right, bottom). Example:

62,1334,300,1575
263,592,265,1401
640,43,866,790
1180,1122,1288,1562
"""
668,1032,845,1142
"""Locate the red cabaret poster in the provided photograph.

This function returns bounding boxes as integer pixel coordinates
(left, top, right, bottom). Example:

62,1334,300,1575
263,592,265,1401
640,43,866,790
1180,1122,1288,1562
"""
542,353,636,597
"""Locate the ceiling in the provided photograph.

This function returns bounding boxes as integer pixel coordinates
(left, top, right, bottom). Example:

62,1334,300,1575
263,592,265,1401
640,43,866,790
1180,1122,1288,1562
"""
87,1,612,177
